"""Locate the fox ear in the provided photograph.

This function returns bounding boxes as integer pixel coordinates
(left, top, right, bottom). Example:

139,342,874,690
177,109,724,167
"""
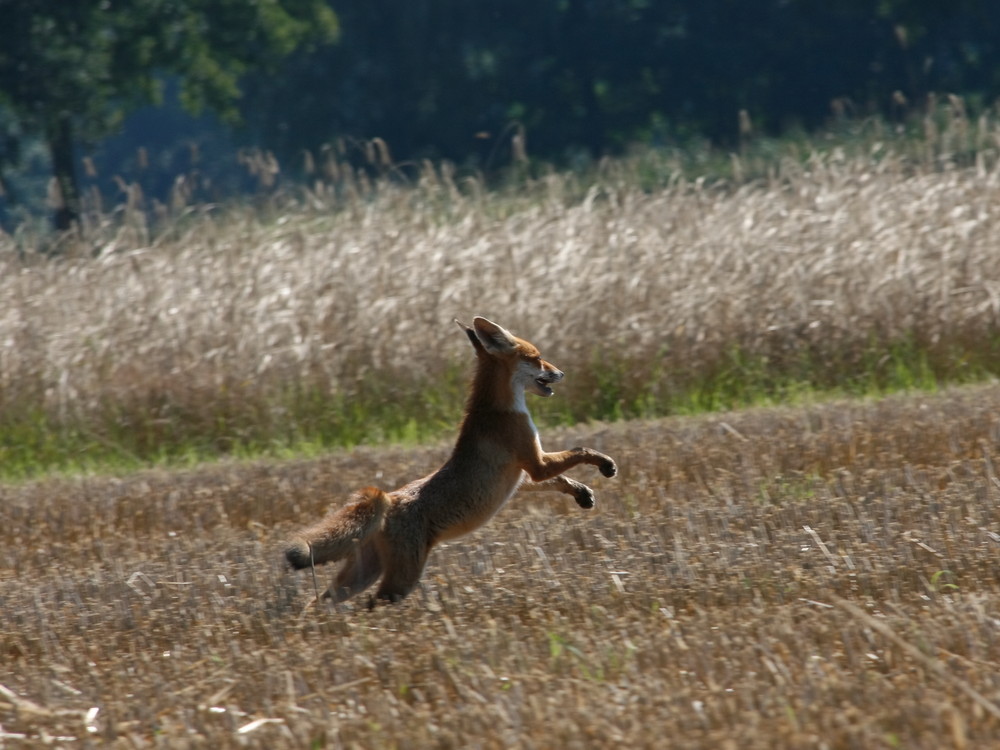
454,318,486,354
472,316,518,355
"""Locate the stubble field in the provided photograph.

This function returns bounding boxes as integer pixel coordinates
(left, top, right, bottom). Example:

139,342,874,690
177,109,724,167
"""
2,384,1000,748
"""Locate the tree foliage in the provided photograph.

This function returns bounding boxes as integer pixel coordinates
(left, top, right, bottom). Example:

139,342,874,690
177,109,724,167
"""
0,0,338,228
242,0,999,168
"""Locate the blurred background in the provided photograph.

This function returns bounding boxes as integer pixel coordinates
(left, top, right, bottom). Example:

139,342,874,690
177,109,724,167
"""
1,0,998,231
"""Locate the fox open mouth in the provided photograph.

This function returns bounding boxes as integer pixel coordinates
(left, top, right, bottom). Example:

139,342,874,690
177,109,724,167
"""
535,377,555,396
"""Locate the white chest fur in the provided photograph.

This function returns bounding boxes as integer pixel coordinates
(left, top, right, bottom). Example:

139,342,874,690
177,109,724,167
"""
511,381,540,438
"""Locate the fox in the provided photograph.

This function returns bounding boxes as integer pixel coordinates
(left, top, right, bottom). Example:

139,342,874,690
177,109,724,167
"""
284,316,618,605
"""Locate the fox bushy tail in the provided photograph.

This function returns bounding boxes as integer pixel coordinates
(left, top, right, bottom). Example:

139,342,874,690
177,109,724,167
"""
285,487,389,569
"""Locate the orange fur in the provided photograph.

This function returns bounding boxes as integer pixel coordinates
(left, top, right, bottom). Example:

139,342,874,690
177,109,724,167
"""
284,316,618,605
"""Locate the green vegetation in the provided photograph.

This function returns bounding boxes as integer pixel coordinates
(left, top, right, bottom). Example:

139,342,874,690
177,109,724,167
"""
0,332,989,481
0,0,338,228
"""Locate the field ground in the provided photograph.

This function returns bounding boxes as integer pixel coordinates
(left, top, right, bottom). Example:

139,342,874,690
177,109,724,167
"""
2,383,1000,748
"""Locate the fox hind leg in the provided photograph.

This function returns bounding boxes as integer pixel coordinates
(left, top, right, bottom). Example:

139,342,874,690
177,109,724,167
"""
325,539,383,603
370,540,430,606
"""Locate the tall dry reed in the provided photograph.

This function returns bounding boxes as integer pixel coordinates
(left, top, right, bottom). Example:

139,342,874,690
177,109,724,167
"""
2,111,1000,468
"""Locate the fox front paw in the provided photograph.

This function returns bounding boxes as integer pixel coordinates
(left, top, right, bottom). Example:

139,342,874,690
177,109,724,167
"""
598,456,618,478
574,483,596,509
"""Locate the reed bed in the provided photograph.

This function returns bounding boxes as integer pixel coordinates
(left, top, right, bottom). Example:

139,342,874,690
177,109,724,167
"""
2,112,1000,474
1,385,999,747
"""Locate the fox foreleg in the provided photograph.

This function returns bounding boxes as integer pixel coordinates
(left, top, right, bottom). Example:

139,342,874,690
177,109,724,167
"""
520,475,597,509
525,447,617,483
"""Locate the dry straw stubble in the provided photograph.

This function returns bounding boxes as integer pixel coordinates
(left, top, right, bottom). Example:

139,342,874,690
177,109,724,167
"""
1,386,1000,747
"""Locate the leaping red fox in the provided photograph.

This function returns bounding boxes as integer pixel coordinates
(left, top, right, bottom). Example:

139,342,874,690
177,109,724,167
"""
284,316,618,605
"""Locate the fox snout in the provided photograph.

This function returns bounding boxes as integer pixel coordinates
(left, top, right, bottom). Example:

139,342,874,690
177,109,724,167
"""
537,366,563,384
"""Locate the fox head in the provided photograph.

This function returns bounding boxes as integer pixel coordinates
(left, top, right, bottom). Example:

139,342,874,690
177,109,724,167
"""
456,316,564,398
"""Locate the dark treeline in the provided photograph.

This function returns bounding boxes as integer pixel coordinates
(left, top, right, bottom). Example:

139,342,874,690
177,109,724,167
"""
1,0,999,228
242,0,1000,166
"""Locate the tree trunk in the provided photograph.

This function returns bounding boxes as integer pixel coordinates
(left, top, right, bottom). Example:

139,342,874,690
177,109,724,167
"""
46,113,80,232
